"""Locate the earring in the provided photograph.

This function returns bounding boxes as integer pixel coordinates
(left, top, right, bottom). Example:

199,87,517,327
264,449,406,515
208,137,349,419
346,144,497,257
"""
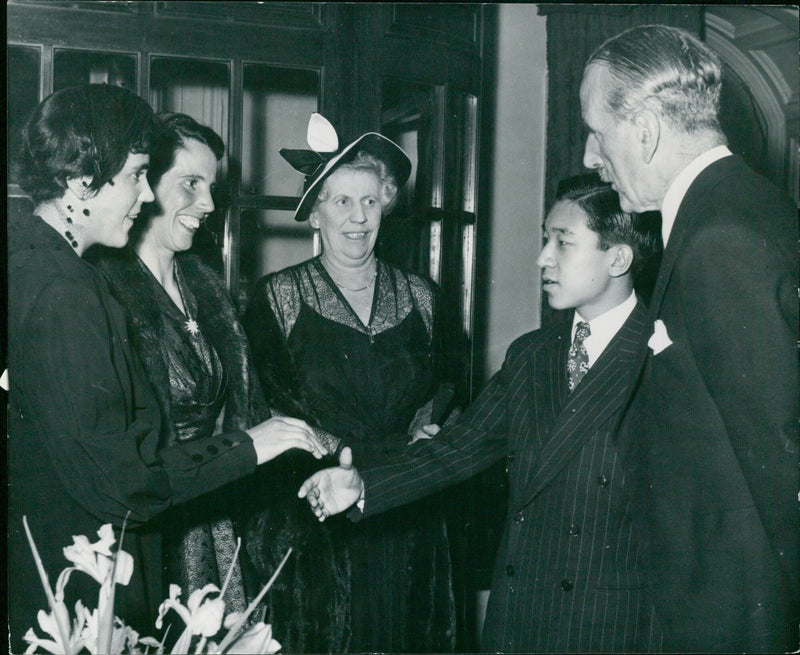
65,230,79,249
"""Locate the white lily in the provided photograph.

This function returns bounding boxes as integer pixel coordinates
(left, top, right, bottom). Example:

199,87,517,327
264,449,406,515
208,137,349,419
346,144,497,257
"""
156,583,226,654
220,621,281,654
61,524,134,587
23,604,86,655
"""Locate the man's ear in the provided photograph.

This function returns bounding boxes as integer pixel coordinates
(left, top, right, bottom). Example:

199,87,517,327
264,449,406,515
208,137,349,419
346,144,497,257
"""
634,109,660,164
609,244,634,278
308,211,320,229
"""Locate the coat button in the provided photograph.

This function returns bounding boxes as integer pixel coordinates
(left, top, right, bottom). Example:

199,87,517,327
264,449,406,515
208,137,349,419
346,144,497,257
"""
507,451,516,463
207,445,219,455
506,564,515,577
514,512,525,524
568,524,580,536
560,578,573,592
222,438,233,447
597,474,609,487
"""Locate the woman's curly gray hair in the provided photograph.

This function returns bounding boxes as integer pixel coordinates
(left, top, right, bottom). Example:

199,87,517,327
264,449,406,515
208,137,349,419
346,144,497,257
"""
313,150,401,214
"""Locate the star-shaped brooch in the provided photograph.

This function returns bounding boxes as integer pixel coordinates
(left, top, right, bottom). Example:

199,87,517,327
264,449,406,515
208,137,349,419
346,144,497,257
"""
184,318,200,335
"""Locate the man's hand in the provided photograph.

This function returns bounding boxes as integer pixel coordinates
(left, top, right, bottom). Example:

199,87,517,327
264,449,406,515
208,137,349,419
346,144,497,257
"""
298,447,364,521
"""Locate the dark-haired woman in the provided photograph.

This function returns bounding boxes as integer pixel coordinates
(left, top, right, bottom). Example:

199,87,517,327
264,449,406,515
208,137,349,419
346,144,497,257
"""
94,112,276,614
7,85,323,651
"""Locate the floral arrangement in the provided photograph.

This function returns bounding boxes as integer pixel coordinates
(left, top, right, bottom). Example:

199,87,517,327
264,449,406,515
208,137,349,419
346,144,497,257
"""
22,516,287,655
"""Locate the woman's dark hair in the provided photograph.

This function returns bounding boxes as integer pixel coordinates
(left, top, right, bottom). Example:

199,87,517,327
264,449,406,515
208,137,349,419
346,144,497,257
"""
146,112,225,189
557,178,662,278
14,83,156,203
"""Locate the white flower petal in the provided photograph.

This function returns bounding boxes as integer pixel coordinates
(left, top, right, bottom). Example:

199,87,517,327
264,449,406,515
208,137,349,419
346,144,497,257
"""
189,597,225,637
307,113,338,153
112,549,134,586
55,567,75,602
94,524,116,556
225,622,281,654
186,583,220,614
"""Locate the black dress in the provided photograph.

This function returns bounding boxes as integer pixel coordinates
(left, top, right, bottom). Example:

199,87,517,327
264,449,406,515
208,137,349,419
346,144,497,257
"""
95,250,271,615
243,256,456,654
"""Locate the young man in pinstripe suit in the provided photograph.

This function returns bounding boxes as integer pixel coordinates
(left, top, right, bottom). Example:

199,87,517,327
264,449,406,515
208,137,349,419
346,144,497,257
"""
300,179,663,652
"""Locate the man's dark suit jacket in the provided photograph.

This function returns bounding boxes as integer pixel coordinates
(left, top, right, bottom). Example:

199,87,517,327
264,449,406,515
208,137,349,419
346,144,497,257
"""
620,155,799,652
359,301,662,652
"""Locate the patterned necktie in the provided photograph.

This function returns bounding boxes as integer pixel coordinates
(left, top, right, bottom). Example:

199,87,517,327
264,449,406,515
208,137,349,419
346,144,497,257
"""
567,321,591,392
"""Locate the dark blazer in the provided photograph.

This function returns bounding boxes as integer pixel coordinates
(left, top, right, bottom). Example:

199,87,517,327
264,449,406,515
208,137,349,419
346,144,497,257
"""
620,155,799,652
7,215,257,650
361,300,662,652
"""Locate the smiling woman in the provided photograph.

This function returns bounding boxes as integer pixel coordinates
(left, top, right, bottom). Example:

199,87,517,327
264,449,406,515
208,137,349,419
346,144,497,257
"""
7,85,162,650
240,114,456,653
92,112,276,619
9,92,324,650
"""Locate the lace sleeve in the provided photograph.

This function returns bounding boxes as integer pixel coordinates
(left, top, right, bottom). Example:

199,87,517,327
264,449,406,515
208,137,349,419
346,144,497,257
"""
407,272,435,340
261,270,303,339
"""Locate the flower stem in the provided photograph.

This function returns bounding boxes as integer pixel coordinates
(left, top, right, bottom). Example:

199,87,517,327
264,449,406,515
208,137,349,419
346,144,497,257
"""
215,548,292,653
23,515,73,655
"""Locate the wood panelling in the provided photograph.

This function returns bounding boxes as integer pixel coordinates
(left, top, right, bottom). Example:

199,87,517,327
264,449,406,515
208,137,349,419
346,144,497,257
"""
7,1,324,64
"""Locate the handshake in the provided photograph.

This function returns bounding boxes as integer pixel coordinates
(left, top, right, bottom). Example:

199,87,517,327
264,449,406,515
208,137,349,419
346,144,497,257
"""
296,418,444,520
264,393,451,520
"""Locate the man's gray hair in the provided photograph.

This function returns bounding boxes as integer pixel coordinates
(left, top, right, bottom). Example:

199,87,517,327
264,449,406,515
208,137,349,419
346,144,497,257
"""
587,25,723,134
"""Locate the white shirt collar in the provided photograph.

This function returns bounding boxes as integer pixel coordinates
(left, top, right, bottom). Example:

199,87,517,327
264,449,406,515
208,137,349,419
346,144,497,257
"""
572,290,637,368
660,145,732,246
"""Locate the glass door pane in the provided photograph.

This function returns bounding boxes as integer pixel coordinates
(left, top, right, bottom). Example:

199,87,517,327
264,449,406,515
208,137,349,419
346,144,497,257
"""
53,49,136,93
241,64,319,196
234,64,319,309
150,56,231,267
237,208,314,309
380,77,443,278
149,55,230,154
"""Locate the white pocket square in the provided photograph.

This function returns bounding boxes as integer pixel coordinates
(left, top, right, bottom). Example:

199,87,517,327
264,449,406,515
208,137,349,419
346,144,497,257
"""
648,319,673,355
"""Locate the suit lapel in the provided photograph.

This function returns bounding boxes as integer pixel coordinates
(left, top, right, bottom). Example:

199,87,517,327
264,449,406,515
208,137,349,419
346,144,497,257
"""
623,156,740,440
527,321,571,450
649,155,740,324
518,302,648,508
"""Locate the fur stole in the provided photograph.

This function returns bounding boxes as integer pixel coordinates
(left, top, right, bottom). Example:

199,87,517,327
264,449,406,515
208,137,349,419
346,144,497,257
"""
95,248,269,444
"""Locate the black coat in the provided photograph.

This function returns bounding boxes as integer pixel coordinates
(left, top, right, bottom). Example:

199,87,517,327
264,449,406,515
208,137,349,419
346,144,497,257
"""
7,215,257,650
620,155,800,652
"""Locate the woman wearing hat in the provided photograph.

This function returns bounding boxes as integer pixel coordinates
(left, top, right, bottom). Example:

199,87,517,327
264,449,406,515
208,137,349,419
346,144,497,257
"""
242,114,455,653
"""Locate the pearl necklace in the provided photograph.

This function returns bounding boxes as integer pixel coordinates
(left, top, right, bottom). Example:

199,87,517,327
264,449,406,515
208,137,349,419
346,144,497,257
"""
333,271,377,292
322,256,378,292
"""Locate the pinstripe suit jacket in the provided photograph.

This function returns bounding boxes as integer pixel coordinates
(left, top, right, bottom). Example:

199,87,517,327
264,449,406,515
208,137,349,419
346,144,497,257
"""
360,300,662,652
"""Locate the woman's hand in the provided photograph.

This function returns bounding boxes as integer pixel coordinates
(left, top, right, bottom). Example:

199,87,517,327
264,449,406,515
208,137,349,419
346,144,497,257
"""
299,447,364,521
247,416,327,464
